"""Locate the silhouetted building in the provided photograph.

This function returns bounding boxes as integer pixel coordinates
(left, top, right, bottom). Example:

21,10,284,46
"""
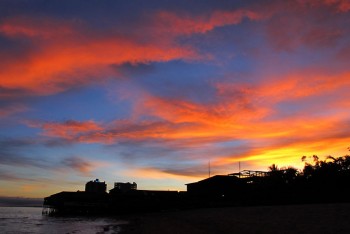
186,170,269,198
43,191,109,215
85,179,107,193
186,175,243,197
116,182,137,192
110,182,137,194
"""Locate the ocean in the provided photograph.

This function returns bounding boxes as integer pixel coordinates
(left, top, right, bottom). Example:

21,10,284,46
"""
0,207,128,234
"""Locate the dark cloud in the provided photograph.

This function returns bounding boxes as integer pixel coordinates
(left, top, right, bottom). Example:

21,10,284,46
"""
44,138,75,147
0,138,35,148
264,1,350,52
0,138,47,168
0,169,43,183
0,34,34,58
113,62,155,76
61,156,93,176
0,150,39,167
0,86,36,119
0,170,24,181
0,86,29,99
0,138,97,177
0,0,248,20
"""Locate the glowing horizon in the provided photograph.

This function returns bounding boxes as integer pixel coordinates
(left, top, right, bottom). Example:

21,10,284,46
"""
1,0,350,198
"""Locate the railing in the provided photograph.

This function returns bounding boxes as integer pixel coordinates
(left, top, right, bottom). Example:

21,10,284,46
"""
228,170,269,178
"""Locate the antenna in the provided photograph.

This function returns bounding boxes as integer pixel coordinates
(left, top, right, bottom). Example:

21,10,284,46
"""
239,161,241,178
208,160,211,178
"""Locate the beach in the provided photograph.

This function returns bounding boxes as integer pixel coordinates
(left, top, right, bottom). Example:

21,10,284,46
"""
121,203,350,234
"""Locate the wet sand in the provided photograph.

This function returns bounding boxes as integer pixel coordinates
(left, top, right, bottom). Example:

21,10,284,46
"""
120,203,350,234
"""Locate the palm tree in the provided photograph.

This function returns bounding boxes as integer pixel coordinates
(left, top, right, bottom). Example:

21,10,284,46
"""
268,164,284,184
268,164,279,172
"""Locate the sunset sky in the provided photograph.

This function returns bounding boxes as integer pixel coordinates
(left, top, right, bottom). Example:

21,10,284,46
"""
1,0,350,198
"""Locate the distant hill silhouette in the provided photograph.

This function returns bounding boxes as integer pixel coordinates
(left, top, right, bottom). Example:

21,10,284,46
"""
0,197,42,207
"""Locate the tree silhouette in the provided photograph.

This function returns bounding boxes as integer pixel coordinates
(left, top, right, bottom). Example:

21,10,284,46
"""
282,167,298,184
268,164,278,171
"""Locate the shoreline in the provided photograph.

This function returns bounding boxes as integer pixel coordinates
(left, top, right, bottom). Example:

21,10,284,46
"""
119,203,350,234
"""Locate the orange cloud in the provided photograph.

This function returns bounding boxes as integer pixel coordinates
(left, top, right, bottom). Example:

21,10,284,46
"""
25,69,350,178
1,1,347,98
1,37,196,94
28,120,103,140
123,167,186,180
0,17,198,96
134,92,269,129
28,67,350,152
21,184,42,193
216,71,350,105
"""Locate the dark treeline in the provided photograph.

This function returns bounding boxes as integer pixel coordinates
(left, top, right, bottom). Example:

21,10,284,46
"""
267,154,350,188
231,153,350,206
186,151,350,208
273,153,350,202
